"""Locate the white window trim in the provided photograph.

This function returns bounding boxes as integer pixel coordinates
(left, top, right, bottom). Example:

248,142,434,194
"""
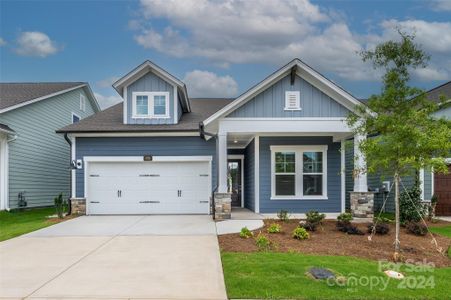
284,91,301,111
80,94,86,112
72,112,81,124
131,91,170,119
270,145,328,200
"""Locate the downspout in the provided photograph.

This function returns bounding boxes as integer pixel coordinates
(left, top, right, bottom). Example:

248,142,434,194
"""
63,133,72,215
3,133,17,211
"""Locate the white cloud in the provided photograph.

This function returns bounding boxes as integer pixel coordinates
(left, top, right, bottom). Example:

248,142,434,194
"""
0,38,6,46
94,92,123,109
430,0,451,11
183,70,238,98
96,76,120,88
132,0,451,82
15,31,59,57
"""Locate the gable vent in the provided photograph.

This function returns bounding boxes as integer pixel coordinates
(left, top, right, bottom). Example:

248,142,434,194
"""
285,91,301,110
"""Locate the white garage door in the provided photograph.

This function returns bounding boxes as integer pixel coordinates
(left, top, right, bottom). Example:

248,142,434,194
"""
86,160,211,215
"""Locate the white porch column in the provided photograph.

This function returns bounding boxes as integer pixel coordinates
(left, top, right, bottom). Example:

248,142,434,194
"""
353,133,368,192
217,132,228,193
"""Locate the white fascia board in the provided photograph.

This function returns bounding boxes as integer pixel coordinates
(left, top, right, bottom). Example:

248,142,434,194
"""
0,84,87,114
218,118,352,134
67,131,199,138
82,84,101,112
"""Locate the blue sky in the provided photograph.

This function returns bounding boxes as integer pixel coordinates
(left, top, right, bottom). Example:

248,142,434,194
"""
1,0,450,108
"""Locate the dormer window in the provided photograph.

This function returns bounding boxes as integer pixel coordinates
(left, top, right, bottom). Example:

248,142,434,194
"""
284,91,301,110
132,92,170,118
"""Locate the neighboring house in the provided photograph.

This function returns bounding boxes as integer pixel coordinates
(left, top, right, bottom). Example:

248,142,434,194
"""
345,81,451,215
57,59,370,217
0,83,100,210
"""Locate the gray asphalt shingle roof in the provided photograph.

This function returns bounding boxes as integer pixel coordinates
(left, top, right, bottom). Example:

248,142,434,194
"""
0,82,86,110
57,98,234,133
426,81,451,103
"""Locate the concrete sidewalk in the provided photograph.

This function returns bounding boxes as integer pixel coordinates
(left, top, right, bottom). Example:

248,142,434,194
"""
0,216,227,300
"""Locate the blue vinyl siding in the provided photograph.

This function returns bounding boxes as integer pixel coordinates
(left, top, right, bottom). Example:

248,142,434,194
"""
227,74,350,118
0,88,97,208
244,140,255,211
75,136,216,197
127,72,176,125
258,136,342,213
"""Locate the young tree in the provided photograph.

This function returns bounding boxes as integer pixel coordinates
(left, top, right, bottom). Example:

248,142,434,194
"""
347,31,451,260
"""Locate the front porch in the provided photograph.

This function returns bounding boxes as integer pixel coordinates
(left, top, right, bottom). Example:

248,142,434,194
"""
213,124,372,220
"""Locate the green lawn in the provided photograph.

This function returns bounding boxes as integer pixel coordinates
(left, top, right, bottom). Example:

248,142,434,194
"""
0,207,58,241
430,225,451,238
222,252,451,300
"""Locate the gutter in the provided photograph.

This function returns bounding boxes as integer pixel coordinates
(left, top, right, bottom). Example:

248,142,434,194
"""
199,122,217,140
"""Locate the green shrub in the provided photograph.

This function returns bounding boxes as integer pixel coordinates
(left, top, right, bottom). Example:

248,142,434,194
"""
277,210,290,222
400,185,427,224
239,227,253,239
267,223,281,234
255,234,271,251
367,223,390,235
292,227,309,240
54,193,65,219
406,221,427,236
302,210,326,231
337,223,365,235
337,212,353,223
447,246,451,259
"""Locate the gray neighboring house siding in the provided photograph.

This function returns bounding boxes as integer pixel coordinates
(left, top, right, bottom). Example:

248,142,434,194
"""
259,136,342,213
126,72,177,125
75,137,216,197
227,74,350,118
0,88,96,208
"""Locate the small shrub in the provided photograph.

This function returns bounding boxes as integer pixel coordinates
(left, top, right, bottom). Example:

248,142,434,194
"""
337,212,353,223
400,185,427,224
255,233,271,251
406,221,427,236
337,223,364,235
54,192,65,219
367,223,390,235
239,227,253,239
374,215,393,224
267,223,281,234
302,210,326,231
292,227,309,240
277,210,290,222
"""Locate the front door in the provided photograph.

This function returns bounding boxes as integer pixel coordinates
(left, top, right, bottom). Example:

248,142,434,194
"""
228,159,242,207
435,164,451,216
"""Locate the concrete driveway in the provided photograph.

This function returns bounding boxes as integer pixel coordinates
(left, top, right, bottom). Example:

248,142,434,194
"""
0,216,227,300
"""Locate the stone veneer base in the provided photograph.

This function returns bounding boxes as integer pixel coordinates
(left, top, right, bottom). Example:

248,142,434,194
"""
350,192,374,218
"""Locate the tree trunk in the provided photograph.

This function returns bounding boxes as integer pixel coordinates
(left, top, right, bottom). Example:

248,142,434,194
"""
394,173,401,261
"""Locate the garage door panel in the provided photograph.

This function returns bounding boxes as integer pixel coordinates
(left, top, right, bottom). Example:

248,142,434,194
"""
87,160,210,215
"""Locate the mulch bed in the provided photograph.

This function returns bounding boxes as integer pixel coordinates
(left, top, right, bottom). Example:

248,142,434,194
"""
46,214,78,223
218,219,451,267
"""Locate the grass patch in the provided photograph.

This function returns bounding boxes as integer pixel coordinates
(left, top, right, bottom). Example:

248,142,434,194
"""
0,207,58,241
222,252,451,299
430,225,451,238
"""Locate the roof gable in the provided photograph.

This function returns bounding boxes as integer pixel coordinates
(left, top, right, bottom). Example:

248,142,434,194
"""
0,82,100,113
226,73,350,118
203,58,364,126
113,60,190,112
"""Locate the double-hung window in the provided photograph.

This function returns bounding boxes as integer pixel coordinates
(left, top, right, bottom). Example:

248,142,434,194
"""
132,92,170,118
271,146,327,199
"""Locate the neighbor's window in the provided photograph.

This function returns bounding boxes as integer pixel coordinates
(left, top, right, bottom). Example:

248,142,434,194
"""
72,113,80,123
271,146,327,199
303,152,323,196
80,94,86,112
132,92,169,118
274,152,296,196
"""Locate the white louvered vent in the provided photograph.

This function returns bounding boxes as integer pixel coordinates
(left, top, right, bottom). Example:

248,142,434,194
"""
284,91,301,110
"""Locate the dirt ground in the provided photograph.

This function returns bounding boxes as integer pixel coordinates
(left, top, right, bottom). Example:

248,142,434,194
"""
218,219,451,267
